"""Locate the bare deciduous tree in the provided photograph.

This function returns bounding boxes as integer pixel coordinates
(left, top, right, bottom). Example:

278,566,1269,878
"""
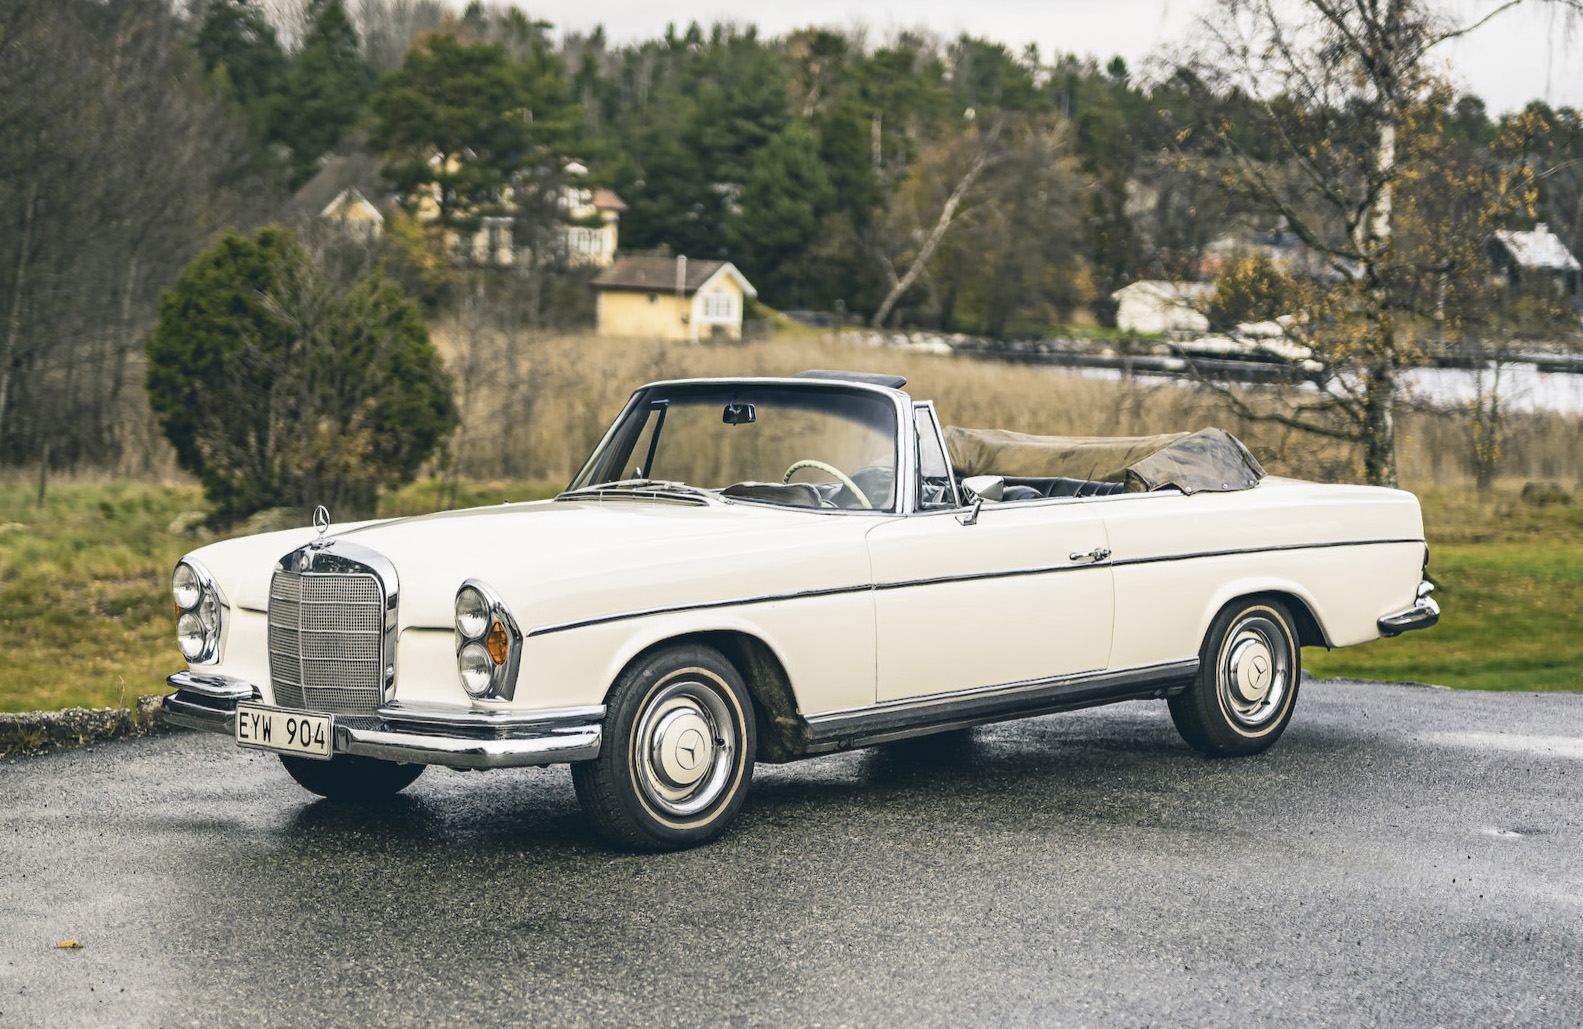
1179,0,1581,487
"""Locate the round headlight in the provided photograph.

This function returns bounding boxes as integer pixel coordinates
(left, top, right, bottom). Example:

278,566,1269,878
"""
172,563,201,611
177,613,207,660
455,587,489,640
458,642,494,697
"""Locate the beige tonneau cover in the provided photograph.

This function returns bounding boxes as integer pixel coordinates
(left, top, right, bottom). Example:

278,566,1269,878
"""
945,426,1265,495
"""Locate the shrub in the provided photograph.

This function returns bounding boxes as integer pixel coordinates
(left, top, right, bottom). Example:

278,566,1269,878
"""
146,226,456,523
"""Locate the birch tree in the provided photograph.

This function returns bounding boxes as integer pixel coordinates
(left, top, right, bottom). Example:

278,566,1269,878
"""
1180,0,1580,487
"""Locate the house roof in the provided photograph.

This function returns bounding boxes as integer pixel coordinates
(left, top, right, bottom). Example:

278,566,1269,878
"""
1494,224,1580,272
592,256,735,294
1110,280,1214,303
321,187,383,223
591,188,628,212
290,153,386,220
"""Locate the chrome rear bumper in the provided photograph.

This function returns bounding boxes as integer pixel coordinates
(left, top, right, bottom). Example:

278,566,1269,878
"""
1377,580,1440,637
163,672,603,769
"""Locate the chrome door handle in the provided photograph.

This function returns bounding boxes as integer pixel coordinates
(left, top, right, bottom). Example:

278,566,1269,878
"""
1069,547,1111,563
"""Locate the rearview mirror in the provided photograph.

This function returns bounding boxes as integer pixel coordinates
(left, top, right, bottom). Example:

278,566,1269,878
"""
722,402,755,425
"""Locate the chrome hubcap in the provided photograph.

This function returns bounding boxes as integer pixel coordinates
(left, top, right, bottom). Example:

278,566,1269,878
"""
1228,637,1275,705
632,678,735,818
1218,615,1291,730
649,708,716,788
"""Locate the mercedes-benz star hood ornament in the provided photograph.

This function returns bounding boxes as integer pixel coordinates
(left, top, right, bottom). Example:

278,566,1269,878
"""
311,505,331,548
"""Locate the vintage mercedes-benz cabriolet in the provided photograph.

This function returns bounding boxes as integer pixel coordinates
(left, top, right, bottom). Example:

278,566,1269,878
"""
163,370,1438,849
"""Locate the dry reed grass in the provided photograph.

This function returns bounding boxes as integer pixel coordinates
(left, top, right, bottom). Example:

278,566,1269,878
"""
430,325,1583,487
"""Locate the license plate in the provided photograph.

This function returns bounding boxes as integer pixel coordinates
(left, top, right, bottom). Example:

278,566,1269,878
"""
236,704,333,760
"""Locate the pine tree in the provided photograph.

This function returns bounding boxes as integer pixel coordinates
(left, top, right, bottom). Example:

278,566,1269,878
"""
728,121,835,305
193,0,287,146
271,0,375,187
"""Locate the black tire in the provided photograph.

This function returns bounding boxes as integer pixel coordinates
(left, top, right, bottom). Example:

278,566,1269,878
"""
279,754,425,800
572,643,756,851
1169,597,1302,757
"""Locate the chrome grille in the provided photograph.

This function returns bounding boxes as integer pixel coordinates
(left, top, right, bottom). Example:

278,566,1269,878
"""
268,567,386,716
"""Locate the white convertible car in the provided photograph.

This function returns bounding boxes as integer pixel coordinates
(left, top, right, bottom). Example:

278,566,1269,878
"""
163,371,1438,849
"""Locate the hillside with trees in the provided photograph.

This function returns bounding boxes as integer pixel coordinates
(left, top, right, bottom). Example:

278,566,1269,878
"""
2,0,1580,494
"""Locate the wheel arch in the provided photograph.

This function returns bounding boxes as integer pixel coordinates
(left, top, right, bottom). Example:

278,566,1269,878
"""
1199,580,1332,650
603,628,806,763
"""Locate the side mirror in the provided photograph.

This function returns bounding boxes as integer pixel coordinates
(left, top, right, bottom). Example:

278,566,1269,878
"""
957,475,1004,526
961,475,1004,502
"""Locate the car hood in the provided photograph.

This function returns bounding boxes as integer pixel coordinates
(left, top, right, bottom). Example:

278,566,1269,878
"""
191,497,876,633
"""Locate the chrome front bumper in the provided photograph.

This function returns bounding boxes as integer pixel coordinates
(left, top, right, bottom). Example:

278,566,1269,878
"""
163,672,603,769
1377,580,1440,637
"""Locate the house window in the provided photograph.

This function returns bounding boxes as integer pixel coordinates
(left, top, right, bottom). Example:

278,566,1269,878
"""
701,291,737,321
567,227,606,256
482,217,513,264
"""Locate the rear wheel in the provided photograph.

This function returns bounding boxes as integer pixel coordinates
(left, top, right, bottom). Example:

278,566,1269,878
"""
279,754,425,800
1169,597,1301,757
573,643,756,850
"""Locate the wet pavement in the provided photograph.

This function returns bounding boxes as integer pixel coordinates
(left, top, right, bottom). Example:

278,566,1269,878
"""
2,679,1581,1028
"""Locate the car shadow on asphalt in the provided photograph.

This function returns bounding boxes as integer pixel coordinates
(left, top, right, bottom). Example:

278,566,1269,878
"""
195,709,1356,856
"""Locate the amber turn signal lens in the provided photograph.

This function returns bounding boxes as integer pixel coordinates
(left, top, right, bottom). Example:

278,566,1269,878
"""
485,621,510,665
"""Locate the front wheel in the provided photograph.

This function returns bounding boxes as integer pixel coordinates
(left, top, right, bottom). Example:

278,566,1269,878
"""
1169,597,1301,757
572,644,756,850
279,754,425,800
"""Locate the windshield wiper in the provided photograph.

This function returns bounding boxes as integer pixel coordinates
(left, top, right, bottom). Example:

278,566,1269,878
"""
557,479,719,502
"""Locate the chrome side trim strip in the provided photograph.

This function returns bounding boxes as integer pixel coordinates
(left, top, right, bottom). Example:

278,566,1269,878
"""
801,659,1200,750
526,584,868,637
526,538,1426,638
1107,538,1424,570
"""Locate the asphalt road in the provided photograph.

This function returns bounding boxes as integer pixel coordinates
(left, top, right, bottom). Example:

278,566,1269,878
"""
3,679,1581,1029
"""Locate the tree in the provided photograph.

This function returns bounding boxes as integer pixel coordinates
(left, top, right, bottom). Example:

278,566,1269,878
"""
1180,0,1581,487
146,226,455,521
372,34,546,234
1208,255,1293,329
193,0,288,145
727,121,836,305
271,0,376,187
870,116,1007,328
0,0,259,475
934,118,1092,335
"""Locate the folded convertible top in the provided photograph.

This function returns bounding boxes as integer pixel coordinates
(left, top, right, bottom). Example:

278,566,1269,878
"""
944,426,1266,495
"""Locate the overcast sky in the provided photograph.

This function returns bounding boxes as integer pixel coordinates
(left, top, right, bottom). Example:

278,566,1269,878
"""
523,0,1581,116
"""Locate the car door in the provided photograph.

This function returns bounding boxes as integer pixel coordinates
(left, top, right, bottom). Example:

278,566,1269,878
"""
863,407,1115,704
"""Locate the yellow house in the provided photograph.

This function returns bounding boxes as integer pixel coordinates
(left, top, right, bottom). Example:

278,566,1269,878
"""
320,187,384,244
592,256,757,342
409,155,625,268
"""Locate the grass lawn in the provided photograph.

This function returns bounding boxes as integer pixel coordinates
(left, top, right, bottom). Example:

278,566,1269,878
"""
0,478,560,713
1306,484,1583,690
1,477,1577,714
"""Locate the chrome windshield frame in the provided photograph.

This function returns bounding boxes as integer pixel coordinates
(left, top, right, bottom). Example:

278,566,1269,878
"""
564,376,918,515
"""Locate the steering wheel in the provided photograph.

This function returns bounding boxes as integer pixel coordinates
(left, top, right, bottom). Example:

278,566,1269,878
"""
782,459,873,509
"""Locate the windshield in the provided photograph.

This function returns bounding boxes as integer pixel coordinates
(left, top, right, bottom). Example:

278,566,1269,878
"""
568,383,901,511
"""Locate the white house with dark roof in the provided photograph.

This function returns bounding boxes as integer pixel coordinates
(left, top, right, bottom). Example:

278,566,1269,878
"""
1491,223,1580,304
